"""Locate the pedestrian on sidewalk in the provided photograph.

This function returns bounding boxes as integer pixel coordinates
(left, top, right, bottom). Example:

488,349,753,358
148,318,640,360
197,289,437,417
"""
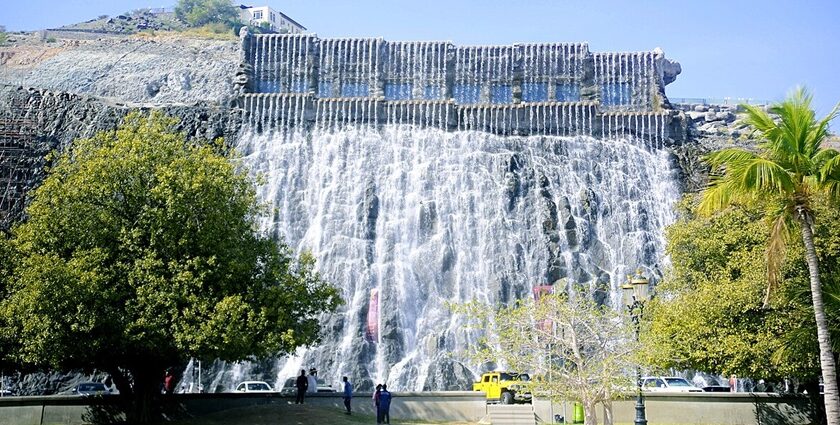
295,369,308,404
373,384,382,424
378,384,392,425
342,376,352,415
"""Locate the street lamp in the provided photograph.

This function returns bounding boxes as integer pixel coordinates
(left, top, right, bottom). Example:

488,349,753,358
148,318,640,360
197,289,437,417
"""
622,269,651,425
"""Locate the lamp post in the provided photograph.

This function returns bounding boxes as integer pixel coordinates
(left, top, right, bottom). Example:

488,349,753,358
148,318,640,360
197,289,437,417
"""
622,269,651,425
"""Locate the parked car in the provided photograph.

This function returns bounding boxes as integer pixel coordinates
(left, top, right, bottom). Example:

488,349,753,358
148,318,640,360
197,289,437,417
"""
280,377,336,395
473,371,532,404
0,389,14,397
233,381,273,393
65,382,111,397
641,376,703,393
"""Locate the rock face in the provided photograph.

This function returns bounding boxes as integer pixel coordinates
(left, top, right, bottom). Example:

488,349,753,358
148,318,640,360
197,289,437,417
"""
0,85,242,228
0,34,238,104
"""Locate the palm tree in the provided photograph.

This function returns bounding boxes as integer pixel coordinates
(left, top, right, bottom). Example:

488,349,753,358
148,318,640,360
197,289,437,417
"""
699,88,840,424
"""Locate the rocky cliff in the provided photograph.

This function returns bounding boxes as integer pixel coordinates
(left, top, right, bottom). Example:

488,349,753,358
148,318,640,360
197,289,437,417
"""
0,32,238,104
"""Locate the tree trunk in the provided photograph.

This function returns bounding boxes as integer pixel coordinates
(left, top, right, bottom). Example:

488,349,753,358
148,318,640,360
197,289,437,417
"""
583,398,599,425
126,365,164,423
602,399,614,425
799,214,840,425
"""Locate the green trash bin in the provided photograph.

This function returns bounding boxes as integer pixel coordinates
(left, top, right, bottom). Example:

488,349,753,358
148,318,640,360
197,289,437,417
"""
573,402,584,424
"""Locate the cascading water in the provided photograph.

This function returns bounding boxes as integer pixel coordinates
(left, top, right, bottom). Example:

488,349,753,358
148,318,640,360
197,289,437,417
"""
185,33,682,393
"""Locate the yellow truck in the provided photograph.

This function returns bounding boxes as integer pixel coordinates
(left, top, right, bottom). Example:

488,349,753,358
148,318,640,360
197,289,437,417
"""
472,371,532,404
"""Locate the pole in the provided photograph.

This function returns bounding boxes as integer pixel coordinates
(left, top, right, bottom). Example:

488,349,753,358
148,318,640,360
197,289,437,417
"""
197,360,202,393
633,305,647,425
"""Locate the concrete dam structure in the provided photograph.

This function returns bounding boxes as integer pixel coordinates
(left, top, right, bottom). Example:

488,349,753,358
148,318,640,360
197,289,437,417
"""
236,30,679,145
196,29,684,393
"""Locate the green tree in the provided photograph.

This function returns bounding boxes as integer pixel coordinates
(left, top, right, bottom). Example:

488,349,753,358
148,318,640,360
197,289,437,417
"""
698,88,840,423
457,293,635,425
174,0,239,28
644,198,840,378
0,26,7,45
0,112,341,421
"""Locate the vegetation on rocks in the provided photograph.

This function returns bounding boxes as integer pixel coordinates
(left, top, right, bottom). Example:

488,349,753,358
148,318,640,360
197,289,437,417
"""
0,112,341,422
175,0,239,29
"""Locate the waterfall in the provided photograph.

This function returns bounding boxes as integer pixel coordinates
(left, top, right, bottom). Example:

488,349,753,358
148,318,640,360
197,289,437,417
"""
186,36,681,393
190,120,683,393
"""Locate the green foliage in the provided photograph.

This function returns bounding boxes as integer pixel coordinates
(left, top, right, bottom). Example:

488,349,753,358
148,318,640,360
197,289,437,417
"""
0,112,340,415
456,293,634,424
643,196,840,380
0,26,7,45
45,36,56,43
174,0,239,28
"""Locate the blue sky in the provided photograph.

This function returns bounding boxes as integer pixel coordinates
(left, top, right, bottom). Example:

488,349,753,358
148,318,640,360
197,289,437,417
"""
3,0,839,120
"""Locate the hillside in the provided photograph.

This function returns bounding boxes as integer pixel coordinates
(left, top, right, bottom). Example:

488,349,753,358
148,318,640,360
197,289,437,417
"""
0,31,238,104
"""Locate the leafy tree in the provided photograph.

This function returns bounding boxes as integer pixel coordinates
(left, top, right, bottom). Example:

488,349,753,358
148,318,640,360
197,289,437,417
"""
457,293,635,425
643,198,840,379
0,26,7,45
174,0,239,28
698,88,840,423
0,112,341,422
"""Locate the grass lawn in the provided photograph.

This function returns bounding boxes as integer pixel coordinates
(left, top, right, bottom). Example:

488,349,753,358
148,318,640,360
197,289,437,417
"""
170,403,479,425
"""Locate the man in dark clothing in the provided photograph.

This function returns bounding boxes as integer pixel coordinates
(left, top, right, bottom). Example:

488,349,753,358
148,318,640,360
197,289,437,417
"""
342,376,352,414
373,384,382,424
295,369,308,404
378,384,392,424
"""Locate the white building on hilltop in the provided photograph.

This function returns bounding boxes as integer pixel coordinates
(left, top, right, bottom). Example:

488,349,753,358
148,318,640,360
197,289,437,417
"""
235,3,307,33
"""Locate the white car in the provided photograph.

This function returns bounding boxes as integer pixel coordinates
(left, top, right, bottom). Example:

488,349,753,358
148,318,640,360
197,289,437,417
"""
233,381,274,393
641,376,703,393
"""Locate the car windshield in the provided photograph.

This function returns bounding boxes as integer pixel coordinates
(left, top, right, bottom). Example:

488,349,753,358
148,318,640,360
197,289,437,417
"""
79,384,105,392
644,378,665,388
665,378,693,387
284,378,295,387
499,373,530,381
248,383,271,391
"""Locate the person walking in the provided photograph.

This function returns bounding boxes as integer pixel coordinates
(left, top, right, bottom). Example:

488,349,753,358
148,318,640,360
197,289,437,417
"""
373,384,382,424
307,368,318,394
342,376,352,415
378,384,392,425
163,370,176,395
295,369,308,404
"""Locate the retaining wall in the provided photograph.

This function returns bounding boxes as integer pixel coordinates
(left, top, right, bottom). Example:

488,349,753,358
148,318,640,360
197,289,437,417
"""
0,392,818,425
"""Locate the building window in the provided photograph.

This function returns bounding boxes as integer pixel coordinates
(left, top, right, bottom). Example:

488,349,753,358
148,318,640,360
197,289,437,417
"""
556,83,581,102
341,82,369,97
601,83,631,106
454,84,481,104
423,85,442,100
384,82,412,100
253,10,263,20
318,81,333,98
522,82,548,102
270,12,276,22
489,84,512,104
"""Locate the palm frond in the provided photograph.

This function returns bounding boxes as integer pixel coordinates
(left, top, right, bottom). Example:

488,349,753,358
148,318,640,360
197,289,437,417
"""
704,148,759,169
741,158,796,195
817,149,840,200
765,213,793,307
805,101,839,157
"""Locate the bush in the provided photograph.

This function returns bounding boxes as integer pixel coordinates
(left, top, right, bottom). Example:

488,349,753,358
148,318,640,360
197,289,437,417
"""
45,36,57,43
175,0,239,27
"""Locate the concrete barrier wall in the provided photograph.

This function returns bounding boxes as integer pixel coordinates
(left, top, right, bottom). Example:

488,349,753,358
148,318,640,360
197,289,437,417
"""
533,393,815,425
0,392,816,425
0,392,487,425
